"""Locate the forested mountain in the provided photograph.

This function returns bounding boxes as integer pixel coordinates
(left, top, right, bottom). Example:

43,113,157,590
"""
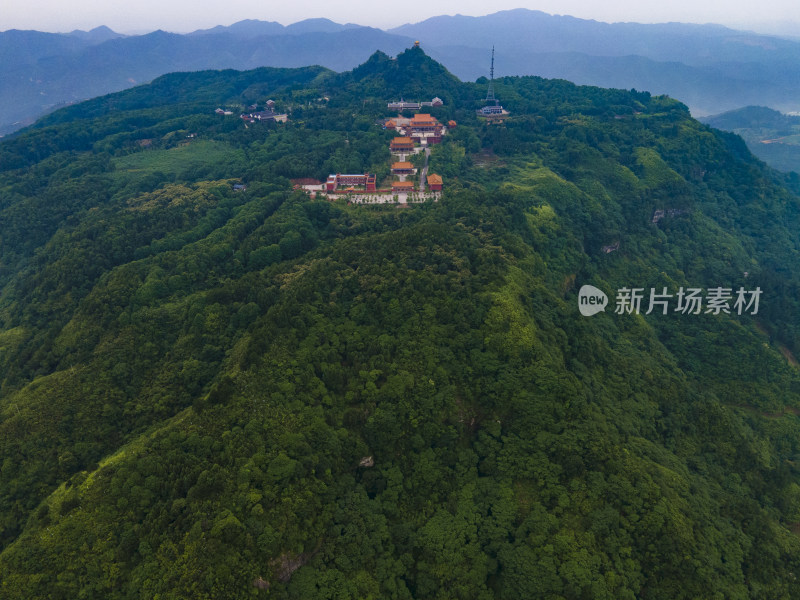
4,9,800,136
702,105,800,132
701,106,800,173
3,47,800,598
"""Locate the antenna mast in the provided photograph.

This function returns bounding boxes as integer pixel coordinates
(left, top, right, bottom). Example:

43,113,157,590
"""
485,46,497,105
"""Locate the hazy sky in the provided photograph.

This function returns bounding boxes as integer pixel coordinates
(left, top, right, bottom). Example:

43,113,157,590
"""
2,0,799,36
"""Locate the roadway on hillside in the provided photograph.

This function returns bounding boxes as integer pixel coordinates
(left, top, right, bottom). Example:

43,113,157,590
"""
419,147,431,193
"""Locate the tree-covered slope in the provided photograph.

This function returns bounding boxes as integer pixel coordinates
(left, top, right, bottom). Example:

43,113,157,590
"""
2,48,800,599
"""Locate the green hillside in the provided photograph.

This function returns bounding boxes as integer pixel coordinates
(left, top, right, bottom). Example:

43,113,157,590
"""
3,47,800,599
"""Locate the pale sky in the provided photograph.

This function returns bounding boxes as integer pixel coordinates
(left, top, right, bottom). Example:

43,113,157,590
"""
1,0,799,37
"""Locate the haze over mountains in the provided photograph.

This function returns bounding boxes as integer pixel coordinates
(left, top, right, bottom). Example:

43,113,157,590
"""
2,9,800,136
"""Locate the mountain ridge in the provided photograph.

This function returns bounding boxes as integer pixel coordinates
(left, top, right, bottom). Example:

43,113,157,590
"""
3,9,800,136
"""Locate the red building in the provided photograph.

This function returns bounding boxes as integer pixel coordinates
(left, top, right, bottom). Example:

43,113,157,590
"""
326,173,376,192
407,114,444,145
390,137,414,152
411,133,443,145
427,174,443,191
392,181,415,193
409,114,439,133
391,161,414,174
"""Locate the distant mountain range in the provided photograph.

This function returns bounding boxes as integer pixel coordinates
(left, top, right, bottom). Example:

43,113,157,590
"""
0,22,412,135
188,18,363,37
405,11,800,118
2,10,800,136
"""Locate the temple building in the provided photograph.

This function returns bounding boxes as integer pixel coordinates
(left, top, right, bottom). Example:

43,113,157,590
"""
427,174,443,192
392,181,415,193
390,137,415,152
326,173,377,192
384,117,411,129
409,114,439,133
384,114,449,144
392,161,415,175
408,113,444,145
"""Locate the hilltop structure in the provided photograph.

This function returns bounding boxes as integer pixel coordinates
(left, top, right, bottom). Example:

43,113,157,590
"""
387,115,446,146
478,46,510,121
240,109,288,123
388,97,444,111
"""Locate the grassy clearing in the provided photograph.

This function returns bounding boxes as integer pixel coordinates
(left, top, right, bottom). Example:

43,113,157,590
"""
112,140,246,182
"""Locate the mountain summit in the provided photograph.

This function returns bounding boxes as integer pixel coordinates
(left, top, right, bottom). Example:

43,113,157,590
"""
345,45,463,99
